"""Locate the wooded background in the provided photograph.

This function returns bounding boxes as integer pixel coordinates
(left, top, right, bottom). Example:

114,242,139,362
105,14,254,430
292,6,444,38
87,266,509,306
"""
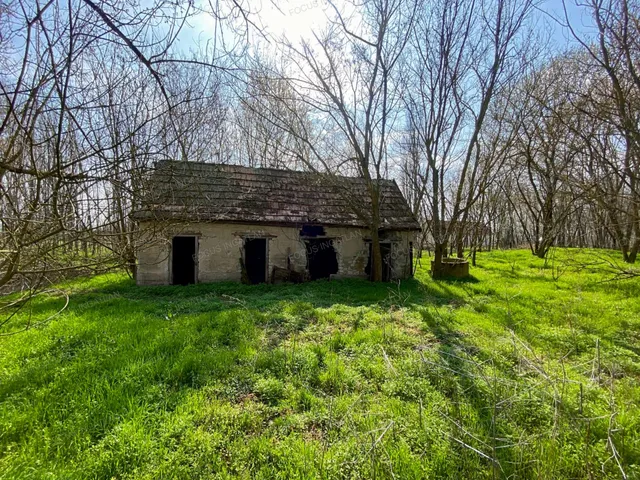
1,0,638,292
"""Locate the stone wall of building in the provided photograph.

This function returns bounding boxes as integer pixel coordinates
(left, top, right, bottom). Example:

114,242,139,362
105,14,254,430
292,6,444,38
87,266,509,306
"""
136,221,416,285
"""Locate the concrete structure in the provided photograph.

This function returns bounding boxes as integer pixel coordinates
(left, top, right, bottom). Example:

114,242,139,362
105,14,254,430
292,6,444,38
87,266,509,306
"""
134,161,420,285
430,258,470,279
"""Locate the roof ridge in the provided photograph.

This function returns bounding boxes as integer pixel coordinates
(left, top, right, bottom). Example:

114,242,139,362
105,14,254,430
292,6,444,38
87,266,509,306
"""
155,159,396,184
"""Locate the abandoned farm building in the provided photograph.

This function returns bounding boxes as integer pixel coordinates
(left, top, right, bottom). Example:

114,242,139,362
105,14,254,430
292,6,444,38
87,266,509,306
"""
134,160,420,285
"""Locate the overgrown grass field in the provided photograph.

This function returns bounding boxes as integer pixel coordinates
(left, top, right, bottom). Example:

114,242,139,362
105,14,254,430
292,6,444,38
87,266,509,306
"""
0,249,639,479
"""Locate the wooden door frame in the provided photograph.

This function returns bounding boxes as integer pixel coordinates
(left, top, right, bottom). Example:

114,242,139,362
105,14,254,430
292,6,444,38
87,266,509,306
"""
242,237,269,283
365,239,393,281
170,235,199,285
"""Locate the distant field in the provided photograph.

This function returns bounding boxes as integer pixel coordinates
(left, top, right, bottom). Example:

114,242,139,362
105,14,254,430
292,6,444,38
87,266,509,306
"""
0,249,638,479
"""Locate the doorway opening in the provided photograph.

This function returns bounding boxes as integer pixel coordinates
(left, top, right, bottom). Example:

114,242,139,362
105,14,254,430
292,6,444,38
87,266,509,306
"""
306,239,338,280
244,238,268,284
172,236,197,285
365,242,392,282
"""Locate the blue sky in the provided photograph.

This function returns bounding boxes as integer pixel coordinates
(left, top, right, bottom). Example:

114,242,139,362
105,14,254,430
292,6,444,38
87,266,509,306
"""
183,0,596,53
543,0,596,48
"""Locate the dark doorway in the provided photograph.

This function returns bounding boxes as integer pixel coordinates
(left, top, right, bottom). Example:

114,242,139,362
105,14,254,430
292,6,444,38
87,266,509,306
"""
245,238,267,284
306,239,338,280
365,242,392,281
172,236,196,285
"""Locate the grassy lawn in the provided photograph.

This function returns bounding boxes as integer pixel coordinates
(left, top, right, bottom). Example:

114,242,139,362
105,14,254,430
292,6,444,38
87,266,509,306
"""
0,249,639,479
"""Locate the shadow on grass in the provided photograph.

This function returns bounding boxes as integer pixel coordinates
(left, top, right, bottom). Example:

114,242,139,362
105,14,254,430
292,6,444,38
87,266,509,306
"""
418,303,521,472
432,274,480,284
0,298,260,454
82,275,467,311
0,275,462,374
2,253,635,478
0,274,471,417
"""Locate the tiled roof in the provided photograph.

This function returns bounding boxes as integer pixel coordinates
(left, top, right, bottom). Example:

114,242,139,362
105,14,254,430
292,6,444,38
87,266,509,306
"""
134,161,420,230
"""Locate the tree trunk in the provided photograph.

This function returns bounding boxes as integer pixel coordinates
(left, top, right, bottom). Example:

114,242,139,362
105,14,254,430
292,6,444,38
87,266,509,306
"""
627,224,640,263
124,244,137,280
534,237,552,259
432,242,446,279
620,243,631,263
128,257,137,280
369,183,383,282
535,247,547,259
455,224,464,259
627,239,639,264
370,228,383,282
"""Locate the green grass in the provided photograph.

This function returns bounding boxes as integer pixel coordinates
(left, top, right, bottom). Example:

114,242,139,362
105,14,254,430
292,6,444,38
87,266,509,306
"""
0,249,639,479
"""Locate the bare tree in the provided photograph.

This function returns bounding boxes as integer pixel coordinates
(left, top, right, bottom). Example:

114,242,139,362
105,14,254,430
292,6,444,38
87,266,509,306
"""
402,0,536,277
565,0,640,262
247,0,417,281
236,58,310,169
0,0,250,331
503,58,586,258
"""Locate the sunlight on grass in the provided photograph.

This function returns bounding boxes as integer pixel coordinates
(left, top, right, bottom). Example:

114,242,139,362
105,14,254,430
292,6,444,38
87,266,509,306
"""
0,249,638,478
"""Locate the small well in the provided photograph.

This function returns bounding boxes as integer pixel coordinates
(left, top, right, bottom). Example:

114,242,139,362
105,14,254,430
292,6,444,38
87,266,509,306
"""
431,258,470,278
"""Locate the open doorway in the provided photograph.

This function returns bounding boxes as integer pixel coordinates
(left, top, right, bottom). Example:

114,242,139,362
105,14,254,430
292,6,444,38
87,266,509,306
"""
244,238,267,284
365,242,392,281
306,239,338,280
172,236,197,285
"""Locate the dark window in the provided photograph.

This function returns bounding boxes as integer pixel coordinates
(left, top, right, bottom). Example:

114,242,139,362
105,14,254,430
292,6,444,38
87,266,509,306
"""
244,238,267,284
172,236,196,285
300,225,325,237
306,238,338,280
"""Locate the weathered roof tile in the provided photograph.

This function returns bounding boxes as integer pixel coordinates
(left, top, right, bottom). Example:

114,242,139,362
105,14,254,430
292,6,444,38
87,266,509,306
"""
134,161,420,230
